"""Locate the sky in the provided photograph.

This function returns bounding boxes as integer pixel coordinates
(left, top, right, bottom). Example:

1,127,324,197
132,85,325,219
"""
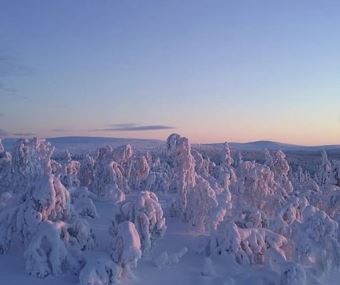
0,0,340,145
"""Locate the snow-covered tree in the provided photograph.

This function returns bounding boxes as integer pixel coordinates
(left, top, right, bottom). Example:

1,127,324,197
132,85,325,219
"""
111,191,166,253
79,255,122,285
264,148,274,168
232,161,282,221
0,139,71,252
213,142,237,189
166,134,196,218
186,175,218,231
192,149,210,178
129,154,150,191
0,139,12,193
279,262,306,285
70,187,98,219
112,144,133,165
90,146,126,201
209,220,288,265
291,205,340,271
0,139,3,153
24,221,81,278
111,221,142,274
271,196,308,238
0,138,95,279
332,160,340,187
79,154,95,187
145,158,171,193
272,150,293,195
318,150,334,186
61,160,81,188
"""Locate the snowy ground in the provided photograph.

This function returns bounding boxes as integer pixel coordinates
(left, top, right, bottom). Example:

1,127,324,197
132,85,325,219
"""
1,199,339,285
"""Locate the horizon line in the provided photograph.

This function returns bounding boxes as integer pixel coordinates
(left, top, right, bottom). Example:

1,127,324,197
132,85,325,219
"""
2,135,340,148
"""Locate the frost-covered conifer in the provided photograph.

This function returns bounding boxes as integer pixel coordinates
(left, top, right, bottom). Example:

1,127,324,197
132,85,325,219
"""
111,191,166,253
90,146,126,201
318,150,334,186
61,160,81,188
0,139,12,193
79,256,122,285
166,134,196,218
0,138,95,278
129,154,150,191
186,176,218,231
79,154,95,187
70,187,98,219
111,221,142,275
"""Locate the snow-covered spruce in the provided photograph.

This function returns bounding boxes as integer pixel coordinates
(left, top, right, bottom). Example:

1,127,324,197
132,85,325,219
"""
0,138,95,279
0,139,12,193
25,221,80,278
70,187,98,219
0,139,71,252
209,220,288,265
90,146,126,201
166,133,196,218
186,175,218,231
290,205,340,272
110,221,142,277
145,157,171,194
111,191,166,253
79,154,95,188
79,255,122,285
60,160,81,189
128,154,150,191
153,247,188,268
165,134,228,232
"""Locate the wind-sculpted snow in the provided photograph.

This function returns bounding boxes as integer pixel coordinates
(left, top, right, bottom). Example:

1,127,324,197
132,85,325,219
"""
0,135,340,284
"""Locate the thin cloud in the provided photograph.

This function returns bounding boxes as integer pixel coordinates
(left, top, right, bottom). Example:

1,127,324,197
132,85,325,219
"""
12,132,35,137
51,128,68,132
0,113,4,118
92,123,175,132
110,123,136,128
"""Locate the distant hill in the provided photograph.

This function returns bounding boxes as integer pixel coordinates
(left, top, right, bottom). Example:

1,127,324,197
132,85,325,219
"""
2,137,340,154
2,136,164,154
203,140,340,153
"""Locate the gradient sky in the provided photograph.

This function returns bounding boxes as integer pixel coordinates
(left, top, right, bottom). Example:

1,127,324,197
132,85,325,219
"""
1,0,340,145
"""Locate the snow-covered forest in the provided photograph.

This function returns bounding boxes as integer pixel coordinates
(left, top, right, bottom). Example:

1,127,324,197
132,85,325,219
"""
0,134,339,285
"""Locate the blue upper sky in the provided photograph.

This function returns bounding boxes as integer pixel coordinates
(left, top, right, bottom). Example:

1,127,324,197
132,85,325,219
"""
1,0,340,144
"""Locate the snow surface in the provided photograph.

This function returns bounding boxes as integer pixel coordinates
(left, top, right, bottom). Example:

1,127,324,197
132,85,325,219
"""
1,210,339,285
